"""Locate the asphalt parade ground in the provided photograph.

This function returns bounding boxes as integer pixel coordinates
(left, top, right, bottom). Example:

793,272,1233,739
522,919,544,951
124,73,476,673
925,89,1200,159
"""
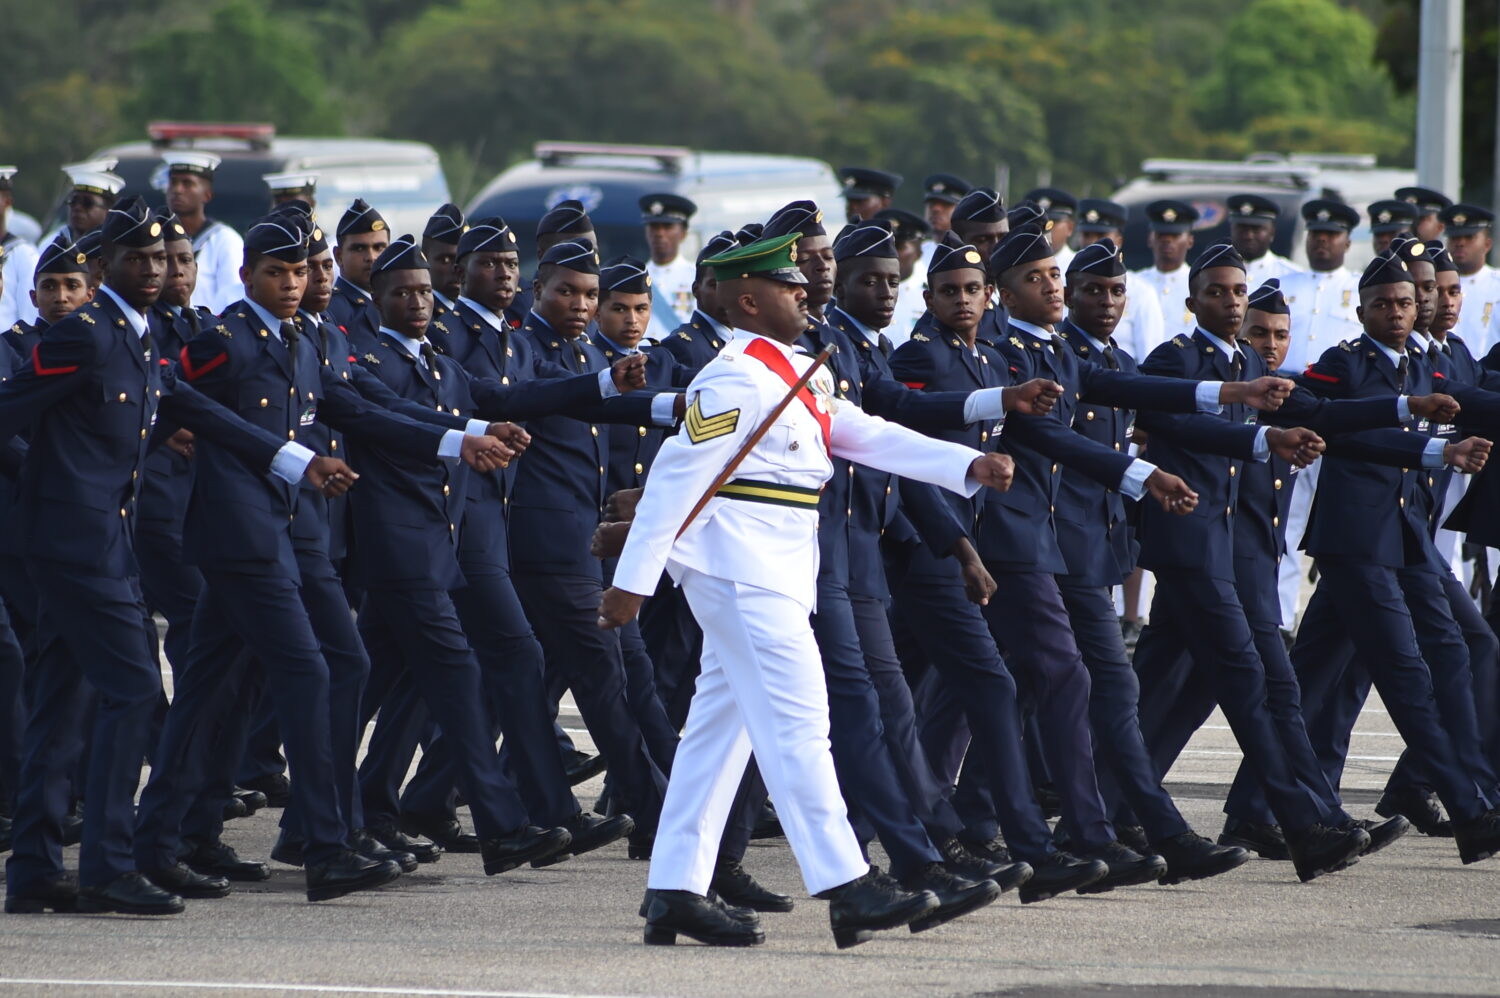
2,594,1498,998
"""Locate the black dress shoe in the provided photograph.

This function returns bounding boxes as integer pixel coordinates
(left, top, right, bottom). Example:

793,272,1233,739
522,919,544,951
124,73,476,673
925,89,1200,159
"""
481,825,572,875
269,831,306,867
936,837,1032,893
710,857,794,912
181,838,270,882
77,872,185,915
627,828,654,860
1348,815,1410,857
233,788,268,813
60,801,83,847
5,873,78,913
1453,808,1500,864
1116,824,1151,854
1018,852,1109,904
642,889,765,947
1076,840,1168,894
955,833,1012,864
221,797,248,821
366,818,443,864
533,812,634,868
815,869,939,949
1218,820,1291,860
141,862,231,899
240,772,291,808
750,802,783,840
352,829,417,873
897,863,1000,933
641,888,760,928
1376,786,1453,837
400,812,480,853
305,849,402,902
1155,831,1250,885
1287,822,1369,882
564,749,608,787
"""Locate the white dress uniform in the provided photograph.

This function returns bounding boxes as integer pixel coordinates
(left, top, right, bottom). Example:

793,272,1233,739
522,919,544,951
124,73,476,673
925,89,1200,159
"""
191,219,245,315
1053,244,1075,272
0,233,40,329
646,254,696,340
1278,266,1361,374
1458,264,1500,355
1133,266,1195,345
887,271,928,347
1114,280,1166,362
613,332,981,896
1245,251,1300,287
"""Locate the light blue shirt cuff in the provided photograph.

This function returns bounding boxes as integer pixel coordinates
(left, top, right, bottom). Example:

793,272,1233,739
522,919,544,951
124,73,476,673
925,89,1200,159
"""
1423,436,1448,468
1119,458,1157,500
1396,396,1412,421
598,368,620,398
964,387,1007,424
1195,381,1225,413
650,392,679,426
271,441,316,484
438,428,465,463
1251,425,1271,462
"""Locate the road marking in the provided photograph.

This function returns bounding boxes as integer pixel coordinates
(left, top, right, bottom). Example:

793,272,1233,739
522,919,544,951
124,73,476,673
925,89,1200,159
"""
1181,749,1401,762
0,980,633,998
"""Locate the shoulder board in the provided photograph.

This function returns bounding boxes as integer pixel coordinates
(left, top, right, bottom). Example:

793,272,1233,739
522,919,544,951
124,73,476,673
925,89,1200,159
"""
217,324,231,338
677,330,693,341
80,312,96,325
1171,335,1189,348
1008,335,1024,349
1338,340,1354,352
362,352,381,365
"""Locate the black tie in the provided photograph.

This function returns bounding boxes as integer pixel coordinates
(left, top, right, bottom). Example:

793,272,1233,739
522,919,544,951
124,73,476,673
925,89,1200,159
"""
1229,350,1243,381
1397,355,1409,392
182,307,201,339
1429,341,1442,365
878,333,893,359
419,339,439,370
1442,341,1452,357
281,321,300,379
1102,342,1120,371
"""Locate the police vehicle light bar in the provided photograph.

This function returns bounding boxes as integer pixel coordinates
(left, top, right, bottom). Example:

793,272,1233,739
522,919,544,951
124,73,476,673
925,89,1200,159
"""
148,122,277,149
535,141,693,173
1141,158,1318,189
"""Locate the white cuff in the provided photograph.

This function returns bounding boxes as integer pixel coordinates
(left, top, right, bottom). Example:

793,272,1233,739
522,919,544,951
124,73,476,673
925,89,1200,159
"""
1196,381,1225,413
465,418,490,436
651,392,680,426
964,387,1007,423
1396,396,1412,422
1251,426,1272,463
1425,436,1449,468
271,441,317,484
438,428,465,463
1119,458,1157,500
598,368,620,398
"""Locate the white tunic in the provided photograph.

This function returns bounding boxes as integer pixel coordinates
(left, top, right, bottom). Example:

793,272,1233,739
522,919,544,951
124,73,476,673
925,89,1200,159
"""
887,271,928,348
0,234,40,329
191,219,245,315
1132,266,1195,349
1245,251,1301,287
1278,266,1361,373
646,255,696,326
1458,264,1500,356
1114,280,1167,363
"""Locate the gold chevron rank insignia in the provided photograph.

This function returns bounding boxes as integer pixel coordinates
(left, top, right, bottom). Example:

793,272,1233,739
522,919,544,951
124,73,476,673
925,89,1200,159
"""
684,398,739,444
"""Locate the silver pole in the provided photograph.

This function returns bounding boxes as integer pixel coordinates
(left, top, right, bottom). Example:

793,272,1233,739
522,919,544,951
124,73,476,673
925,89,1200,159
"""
1415,0,1464,198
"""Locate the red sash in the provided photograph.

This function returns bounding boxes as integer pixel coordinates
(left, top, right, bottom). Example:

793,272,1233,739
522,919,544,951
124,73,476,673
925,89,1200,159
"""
743,337,831,452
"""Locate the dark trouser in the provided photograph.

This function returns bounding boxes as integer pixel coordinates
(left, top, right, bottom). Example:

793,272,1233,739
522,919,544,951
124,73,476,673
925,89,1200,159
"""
1132,570,1329,833
359,587,531,839
134,522,201,679
236,698,285,788
134,569,347,869
399,566,580,828
1057,577,1189,842
811,577,940,876
516,570,666,832
0,594,26,813
981,571,1114,850
1284,561,1492,823
639,576,703,730
6,565,159,890
892,553,1056,863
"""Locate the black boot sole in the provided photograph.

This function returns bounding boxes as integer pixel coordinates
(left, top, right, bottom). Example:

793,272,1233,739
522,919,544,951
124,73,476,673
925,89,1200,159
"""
1294,839,1367,882
75,896,185,915
830,893,940,948
644,923,765,946
1217,830,1290,861
1077,858,1169,894
485,831,572,875
909,881,1001,933
533,816,635,868
1019,865,1107,904
306,863,402,902
1158,848,1251,885
4,896,76,914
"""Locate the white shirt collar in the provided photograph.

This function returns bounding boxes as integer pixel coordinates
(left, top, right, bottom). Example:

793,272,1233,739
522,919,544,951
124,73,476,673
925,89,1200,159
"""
244,297,294,340
1195,326,1242,358
433,290,455,312
1408,330,1432,352
458,295,508,333
1009,317,1058,342
381,326,431,364
695,309,734,341
1363,334,1405,368
97,284,149,339
835,307,881,348
597,331,640,355
1075,324,1112,354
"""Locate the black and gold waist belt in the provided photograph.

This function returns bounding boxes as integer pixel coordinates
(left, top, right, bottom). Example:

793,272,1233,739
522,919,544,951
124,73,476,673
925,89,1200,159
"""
715,478,823,509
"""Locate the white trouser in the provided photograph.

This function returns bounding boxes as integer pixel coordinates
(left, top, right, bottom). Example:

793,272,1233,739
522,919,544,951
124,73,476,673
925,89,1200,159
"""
1277,459,1319,626
646,568,868,897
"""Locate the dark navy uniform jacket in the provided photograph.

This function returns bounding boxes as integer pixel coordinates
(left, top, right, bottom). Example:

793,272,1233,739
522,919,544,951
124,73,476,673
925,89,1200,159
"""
591,331,696,498
658,309,730,370
4,318,42,361
0,292,289,576
138,303,214,533
508,313,663,578
327,276,383,355
178,300,458,580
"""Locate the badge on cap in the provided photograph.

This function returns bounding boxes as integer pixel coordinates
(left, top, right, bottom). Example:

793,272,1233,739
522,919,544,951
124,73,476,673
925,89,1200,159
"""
1377,210,1391,223
1316,209,1330,221
844,177,856,187
1162,208,1178,222
372,219,386,231
1240,203,1254,215
1085,209,1099,222
788,245,798,262
1408,241,1426,257
172,223,185,235
312,227,323,241
1454,213,1468,226
148,222,162,238
964,250,982,264
75,252,87,264
650,202,663,215
932,182,946,193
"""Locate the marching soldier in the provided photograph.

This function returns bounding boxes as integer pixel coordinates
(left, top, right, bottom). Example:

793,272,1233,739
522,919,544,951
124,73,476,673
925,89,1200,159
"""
1074,199,1165,360
420,202,468,350
328,199,390,350
838,167,902,222
1397,186,1452,243
1133,199,1199,345
640,193,698,336
921,173,972,237
1226,193,1300,285
1369,199,1419,256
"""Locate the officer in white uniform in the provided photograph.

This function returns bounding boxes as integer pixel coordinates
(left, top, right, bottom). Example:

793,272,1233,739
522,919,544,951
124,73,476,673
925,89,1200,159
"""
1075,198,1165,360
641,193,699,342
1133,200,1200,346
262,170,320,213
1025,187,1077,271
1227,193,1301,286
1396,186,1451,243
161,150,243,314
0,168,41,329
46,160,125,246
916,172,972,274
1368,199,1419,256
872,207,929,348
599,232,1012,949
1441,204,1500,355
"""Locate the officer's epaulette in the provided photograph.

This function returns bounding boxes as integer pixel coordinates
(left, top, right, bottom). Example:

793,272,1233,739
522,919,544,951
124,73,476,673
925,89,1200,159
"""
911,332,930,343
433,320,450,335
1338,340,1355,352
645,336,659,347
7,323,18,334
217,324,231,338
1172,335,1190,348
1008,335,1025,349
79,312,95,325
363,352,381,365
677,330,693,341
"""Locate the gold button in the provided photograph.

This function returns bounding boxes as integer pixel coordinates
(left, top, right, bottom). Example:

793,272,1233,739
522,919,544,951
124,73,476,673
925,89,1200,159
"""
260,398,269,407
1428,475,1435,487
259,328,269,337
1051,463,1058,474
1229,466,1236,477
846,507,853,516
1273,516,1280,527
638,426,648,437
290,387,296,396
307,392,314,400
155,389,161,397
591,426,599,437
288,430,296,440
131,471,138,480
442,484,450,496
1113,442,1121,450
1049,504,1055,513
501,376,510,385
330,440,338,451
634,462,644,474
452,408,460,415
886,486,892,495
848,466,855,476
436,404,444,411
1401,467,1409,474
1400,497,1406,508
980,431,988,442
1226,506,1233,516
120,507,128,517
449,523,455,533
117,392,127,402
1085,411,1095,421
1274,478,1283,490
140,428,148,439
598,465,605,474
